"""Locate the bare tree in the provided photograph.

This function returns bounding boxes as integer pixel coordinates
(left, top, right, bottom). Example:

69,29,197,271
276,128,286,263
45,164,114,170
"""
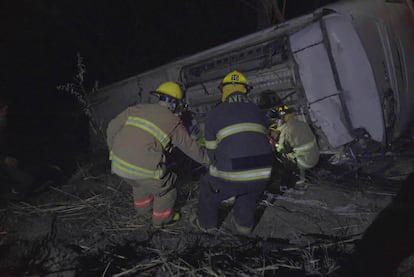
256,0,285,30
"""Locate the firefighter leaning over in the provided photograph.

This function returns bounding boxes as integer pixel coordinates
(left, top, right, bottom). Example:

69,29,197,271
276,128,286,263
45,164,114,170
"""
191,70,273,235
268,104,319,190
106,81,209,228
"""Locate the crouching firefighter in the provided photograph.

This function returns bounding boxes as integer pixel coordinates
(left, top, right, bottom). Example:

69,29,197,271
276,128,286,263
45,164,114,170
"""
191,70,273,235
268,104,320,191
106,81,209,228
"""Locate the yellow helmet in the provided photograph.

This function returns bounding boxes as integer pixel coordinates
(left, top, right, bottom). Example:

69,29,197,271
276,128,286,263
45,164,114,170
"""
219,70,252,90
218,70,253,101
275,104,293,118
153,81,183,100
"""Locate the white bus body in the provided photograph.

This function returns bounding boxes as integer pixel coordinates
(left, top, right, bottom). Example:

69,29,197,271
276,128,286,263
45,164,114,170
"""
90,0,414,161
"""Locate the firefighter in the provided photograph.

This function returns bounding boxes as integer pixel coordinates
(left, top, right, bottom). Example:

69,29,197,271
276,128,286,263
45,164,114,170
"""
190,70,273,235
106,81,209,228
268,104,319,190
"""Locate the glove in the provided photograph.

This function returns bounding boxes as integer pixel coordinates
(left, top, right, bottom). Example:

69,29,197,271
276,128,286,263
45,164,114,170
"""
189,121,201,140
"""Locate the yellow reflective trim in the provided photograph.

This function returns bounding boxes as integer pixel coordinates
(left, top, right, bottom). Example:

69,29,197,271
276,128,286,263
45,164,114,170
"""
294,139,317,153
110,152,163,179
217,123,266,143
205,139,218,150
206,123,267,150
296,157,314,169
125,116,170,149
209,165,271,182
197,136,206,147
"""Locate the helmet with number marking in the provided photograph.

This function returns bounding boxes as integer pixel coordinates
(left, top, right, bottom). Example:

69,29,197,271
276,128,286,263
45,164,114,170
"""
218,70,253,102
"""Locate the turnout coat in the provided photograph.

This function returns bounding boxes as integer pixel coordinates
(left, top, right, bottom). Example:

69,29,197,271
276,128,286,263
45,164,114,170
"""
106,103,209,180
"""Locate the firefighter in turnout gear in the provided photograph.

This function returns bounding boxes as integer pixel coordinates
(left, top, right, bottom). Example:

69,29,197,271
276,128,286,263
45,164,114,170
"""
190,70,273,235
268,104,319,190
106,81,209,228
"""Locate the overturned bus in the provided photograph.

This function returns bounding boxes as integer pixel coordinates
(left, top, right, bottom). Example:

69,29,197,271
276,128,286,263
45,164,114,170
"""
89,0,414,164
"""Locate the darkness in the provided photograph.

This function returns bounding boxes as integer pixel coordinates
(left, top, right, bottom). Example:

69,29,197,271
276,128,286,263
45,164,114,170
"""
0,0,333,174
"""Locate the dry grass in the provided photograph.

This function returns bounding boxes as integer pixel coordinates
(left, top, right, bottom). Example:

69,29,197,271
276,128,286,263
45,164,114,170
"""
0,162,357,276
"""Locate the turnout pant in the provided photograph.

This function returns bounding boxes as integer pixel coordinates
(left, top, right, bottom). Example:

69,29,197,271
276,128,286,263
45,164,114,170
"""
124,171,177,226
197,174,267,229
267,152,299,192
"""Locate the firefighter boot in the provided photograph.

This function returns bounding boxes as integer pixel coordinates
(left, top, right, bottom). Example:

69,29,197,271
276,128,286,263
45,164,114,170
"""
189,214,217,233
231,217,253,236
294,167,309,190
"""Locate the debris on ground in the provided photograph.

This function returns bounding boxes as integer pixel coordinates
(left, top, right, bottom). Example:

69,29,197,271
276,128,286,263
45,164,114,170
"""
1,137,413,276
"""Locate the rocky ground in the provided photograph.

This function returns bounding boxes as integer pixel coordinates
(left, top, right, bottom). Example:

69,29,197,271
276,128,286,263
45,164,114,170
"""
1,136,414,276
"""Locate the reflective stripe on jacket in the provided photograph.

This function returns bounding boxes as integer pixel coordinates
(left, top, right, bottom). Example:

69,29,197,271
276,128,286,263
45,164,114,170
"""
277,118,320,169
125,116,171,149
110,151,164,179
295,139,318,168
295,139,317,153
106,103,209,181
209,165,272,181
205,123,267,150
204,93,273,182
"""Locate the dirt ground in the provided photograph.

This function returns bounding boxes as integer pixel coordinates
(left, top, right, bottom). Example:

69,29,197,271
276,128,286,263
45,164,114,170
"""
1,136,414,276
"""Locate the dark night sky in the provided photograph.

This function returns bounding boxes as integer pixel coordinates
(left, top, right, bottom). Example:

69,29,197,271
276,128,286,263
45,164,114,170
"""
1,1,328,98
0,0,330,170
0,0,262,169
2,1,258,96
